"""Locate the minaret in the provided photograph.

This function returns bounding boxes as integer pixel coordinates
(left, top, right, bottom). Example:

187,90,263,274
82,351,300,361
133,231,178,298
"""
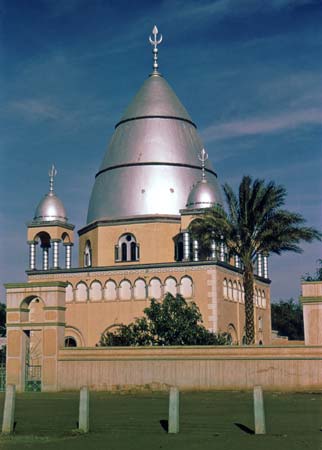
179,148,222,262
27,165,74,271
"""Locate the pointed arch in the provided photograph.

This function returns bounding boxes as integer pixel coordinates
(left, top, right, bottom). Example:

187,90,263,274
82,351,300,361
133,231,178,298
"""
84,240,92,267
115,233,139,262
66,282,74,302
148,278,162,299
89,280,103,301
179,276,193,298
119,279,132,300
164,277,177,296
75,281,88,302
104,279,117,301
134,278,147,300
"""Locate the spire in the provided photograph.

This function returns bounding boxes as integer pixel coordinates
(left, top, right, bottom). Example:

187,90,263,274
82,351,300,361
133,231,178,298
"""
149,25,163,74
48,164,57,195
198,148,208,182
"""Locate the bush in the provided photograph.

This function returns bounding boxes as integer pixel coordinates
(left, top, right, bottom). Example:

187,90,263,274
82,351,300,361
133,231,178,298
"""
99,293,231,346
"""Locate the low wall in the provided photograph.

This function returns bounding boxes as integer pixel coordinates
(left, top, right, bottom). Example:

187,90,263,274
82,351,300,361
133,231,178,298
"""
57,345,322,392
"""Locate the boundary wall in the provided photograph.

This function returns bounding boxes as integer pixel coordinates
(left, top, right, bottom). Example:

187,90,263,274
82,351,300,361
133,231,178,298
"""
57,345,322,392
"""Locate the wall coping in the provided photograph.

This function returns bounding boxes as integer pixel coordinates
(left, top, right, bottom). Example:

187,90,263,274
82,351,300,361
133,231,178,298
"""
58,345,322,362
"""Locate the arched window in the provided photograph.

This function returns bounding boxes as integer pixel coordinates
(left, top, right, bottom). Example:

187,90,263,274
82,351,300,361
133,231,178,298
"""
134,279,146,300
75,282,88,302
223,279,228,299
121,243,127,261
238,282,242,303
104,280,117,301
227,323,238,344
164,277,177,296
228,280,233,300
174,234,184,261
119,280,132,300
66,283,74,302
84,241,92,267
148,278,162,299
254,288,258,306
179,276,193,298
233,281,238,302
90,281,102,301
64,336,77,347
262,290,266,308
258,316,263,332
115,234,139,262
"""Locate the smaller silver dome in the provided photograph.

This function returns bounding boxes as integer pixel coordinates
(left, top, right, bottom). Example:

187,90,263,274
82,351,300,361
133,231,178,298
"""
186,179,220,209
33,192,67,223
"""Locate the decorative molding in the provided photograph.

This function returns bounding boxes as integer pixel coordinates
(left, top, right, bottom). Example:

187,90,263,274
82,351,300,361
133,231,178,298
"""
78,214,181,235
5,281,68,289
95,161,217,181
207,269,218,333
7,308,29,312
27,220,75,230
300,296,322,304
114,115,197,130
43,306,67,311
7,322,66,327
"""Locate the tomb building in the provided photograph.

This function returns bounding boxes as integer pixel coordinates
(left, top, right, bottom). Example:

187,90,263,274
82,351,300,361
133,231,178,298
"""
5,27,271,391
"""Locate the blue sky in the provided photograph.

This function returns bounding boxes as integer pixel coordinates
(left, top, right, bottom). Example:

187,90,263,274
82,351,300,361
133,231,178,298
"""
0,0,321,301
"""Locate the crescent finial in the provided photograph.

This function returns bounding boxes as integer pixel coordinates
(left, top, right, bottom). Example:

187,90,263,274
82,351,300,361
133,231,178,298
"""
149,25,163,73
48,164,57,193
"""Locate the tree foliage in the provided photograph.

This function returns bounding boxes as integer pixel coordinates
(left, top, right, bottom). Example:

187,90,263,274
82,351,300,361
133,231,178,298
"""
271,299,304,340
189,176,321,345
302,259,322,282
99,293,231,346
0,303,6,337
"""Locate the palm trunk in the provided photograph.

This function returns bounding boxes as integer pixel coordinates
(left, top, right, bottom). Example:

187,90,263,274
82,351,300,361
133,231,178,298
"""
243,262,255,345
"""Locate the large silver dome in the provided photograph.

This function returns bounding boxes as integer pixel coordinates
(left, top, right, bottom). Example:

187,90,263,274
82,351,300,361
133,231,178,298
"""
87,72,222,223
33,192,67,223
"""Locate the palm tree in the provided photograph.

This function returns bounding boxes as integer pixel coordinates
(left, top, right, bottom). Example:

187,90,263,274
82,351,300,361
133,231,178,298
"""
189,176,321,345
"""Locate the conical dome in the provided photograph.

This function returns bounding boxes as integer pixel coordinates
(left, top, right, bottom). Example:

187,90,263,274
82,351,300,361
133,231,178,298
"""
87,72,222,223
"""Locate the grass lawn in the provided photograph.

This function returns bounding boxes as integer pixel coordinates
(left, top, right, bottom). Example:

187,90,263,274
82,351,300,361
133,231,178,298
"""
0,390,321,450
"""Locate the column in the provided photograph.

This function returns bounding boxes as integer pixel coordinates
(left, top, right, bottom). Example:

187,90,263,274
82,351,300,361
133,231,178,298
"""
263,255,268,279
28,241,36,270
51,240,60,269
234,255,240,268
64,243,73,269
211,240,216,260
220,240,225,262
183,231,190,261
193,239,199,262
257,253,263,277
42,246,49,270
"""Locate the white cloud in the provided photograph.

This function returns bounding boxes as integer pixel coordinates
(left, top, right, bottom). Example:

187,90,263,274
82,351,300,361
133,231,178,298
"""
40,0,86,17
167,0,317,21
9,98,60,121
202,107,322,142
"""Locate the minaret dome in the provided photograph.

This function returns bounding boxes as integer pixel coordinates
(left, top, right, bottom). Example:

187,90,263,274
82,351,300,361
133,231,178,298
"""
33,165,67,223
186,148,221,209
